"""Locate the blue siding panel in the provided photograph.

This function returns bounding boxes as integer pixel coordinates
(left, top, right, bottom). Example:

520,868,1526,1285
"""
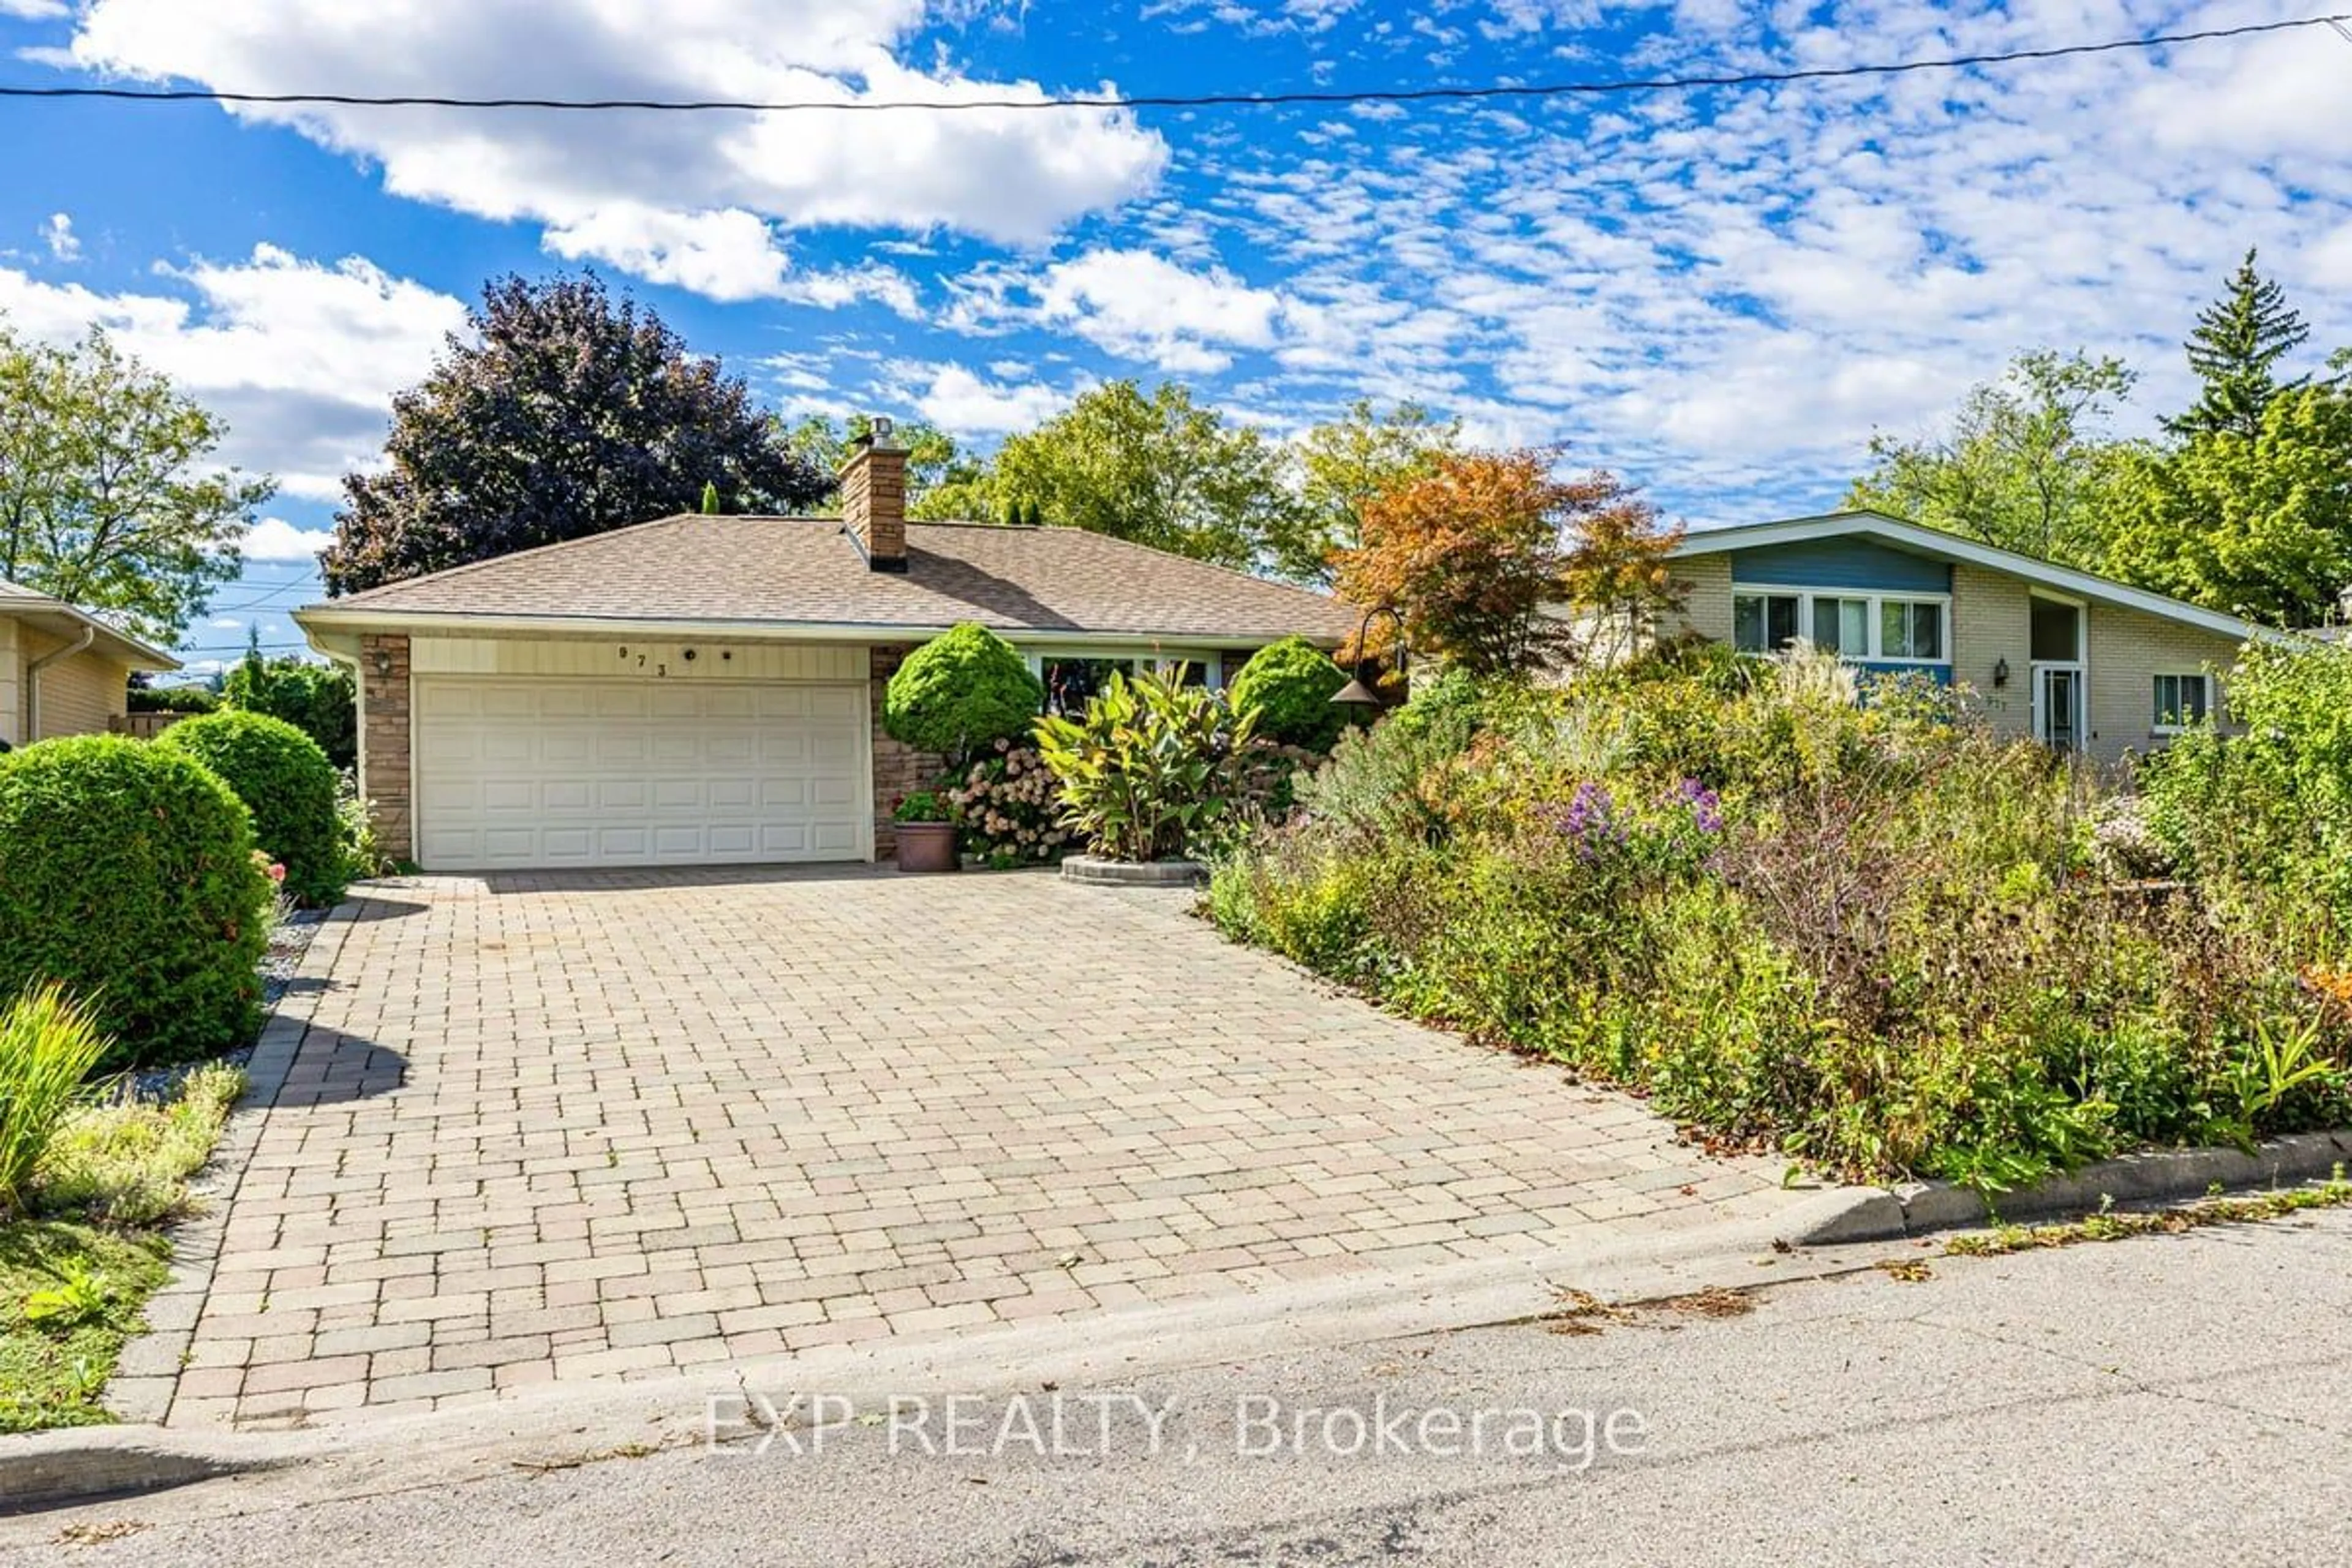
1724,539,1953,594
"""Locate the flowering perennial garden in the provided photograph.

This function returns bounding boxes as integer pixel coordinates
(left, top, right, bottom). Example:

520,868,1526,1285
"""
1211,644,2352,1189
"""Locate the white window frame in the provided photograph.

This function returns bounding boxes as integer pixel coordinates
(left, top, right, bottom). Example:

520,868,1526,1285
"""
1730,586,1951,664
2152,672,2214,734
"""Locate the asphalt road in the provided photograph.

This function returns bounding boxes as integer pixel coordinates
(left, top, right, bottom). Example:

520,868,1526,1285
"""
18,1210,2352,1566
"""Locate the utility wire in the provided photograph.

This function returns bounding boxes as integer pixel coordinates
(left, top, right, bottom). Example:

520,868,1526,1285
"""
208,578,322,614
2,14,2344,115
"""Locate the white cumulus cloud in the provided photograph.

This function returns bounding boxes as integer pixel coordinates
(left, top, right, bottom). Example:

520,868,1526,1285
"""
0,246,469,501
909,363,1076,436
66,1,1168,300
241,516,336,562
1034,248,1290,374
40,214,79,262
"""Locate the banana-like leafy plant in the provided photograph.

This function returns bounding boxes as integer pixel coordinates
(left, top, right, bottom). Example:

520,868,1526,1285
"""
1033,666,1259,862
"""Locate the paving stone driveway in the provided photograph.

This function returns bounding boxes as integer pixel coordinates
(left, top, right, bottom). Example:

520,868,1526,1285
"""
169,868,1791,1427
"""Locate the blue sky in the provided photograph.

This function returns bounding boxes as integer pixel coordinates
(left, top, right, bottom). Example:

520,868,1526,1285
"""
1,1,2348,674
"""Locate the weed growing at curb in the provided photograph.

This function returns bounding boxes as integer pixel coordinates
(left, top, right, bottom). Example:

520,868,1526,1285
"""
1946,1170,2352,1257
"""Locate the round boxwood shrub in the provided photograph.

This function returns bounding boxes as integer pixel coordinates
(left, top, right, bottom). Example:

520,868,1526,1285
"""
1228,637,1352,752
159,710,346,907
0,736,273,1071
884,623,1045,763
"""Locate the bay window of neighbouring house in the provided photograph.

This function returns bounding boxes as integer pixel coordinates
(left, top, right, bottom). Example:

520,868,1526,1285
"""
2152,673,2212,732
1731,590,1947,662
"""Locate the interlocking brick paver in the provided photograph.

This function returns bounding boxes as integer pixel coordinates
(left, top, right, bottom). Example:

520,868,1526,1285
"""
167,867,1793,1427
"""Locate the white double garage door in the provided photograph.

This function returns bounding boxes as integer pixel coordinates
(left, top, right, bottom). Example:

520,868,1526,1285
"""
414,677,871,870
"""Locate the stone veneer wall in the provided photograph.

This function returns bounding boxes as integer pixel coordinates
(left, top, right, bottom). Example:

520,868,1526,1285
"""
360,633,413,864
868,644,946,860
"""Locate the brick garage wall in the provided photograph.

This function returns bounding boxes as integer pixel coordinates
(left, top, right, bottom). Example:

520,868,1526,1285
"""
868,644,945,861
360,633,412,864
2086,603,2245,766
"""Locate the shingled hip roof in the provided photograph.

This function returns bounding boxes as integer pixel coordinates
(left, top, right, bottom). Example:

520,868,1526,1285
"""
300,516,1359,646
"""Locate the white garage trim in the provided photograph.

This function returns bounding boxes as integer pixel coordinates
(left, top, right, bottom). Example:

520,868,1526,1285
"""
414,674,873,870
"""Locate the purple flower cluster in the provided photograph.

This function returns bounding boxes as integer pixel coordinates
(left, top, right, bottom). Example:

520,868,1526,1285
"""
1669,777,1724,835
1547,781,1624,858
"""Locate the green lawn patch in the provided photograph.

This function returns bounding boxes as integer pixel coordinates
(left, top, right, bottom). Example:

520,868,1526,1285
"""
0,1221,171,1433
0,1063,246,1433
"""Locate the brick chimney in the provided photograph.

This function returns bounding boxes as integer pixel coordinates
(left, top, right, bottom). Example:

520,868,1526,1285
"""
840,426,909,573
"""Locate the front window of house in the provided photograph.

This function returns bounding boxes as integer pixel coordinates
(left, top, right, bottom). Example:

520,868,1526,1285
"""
2153,673,2212,731
1036,654,1216,715
1733,593,1801,653
1733,591,1947,662
1811,596,1870,655
1879,600,1945,661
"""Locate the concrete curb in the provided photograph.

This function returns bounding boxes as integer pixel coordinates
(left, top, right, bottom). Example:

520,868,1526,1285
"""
1794,1128,2352,1245
0,1426,314,1512
0,1199,1872,1512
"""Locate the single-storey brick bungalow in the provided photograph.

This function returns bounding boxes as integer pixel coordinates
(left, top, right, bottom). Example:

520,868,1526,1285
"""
0,576,180,748
294,437,1356,871
1662,510,2271,764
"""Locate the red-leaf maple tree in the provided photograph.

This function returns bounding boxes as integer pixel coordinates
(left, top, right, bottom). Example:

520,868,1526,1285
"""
1333,447,1684,678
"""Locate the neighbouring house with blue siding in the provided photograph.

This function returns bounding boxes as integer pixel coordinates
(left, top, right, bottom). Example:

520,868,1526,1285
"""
1660,511,2274,765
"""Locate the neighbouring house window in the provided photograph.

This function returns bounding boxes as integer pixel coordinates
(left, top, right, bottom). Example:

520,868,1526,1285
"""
2153,673,2212,731
1733,590,1947,661
1733,593,1801,653
1811,596,1870,655
1879,599,1945,661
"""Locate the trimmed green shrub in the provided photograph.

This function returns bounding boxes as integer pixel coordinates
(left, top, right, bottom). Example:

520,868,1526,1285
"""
0,736,272,1071
883,623,1044,763
159,711,345,908
1227,638,1352,752
126,685,220,716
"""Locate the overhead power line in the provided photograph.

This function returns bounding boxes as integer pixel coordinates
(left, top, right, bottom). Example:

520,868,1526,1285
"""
2,15,2344,115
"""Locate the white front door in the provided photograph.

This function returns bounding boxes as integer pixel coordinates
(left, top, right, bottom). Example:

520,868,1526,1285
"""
2033,665,2084,753
413,677,872,870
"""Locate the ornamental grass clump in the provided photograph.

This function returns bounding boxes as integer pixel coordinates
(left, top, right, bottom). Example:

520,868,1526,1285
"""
0,986,110,1219
1211,644,2352,1189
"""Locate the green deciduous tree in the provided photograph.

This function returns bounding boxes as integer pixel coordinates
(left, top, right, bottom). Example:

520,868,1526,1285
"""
224,635,358,772
323,274,828,595
0,326,273,643
992,381,1299,570
1272,399,1461,584
1847,349,2136,568
2165,247,2310,441
2101,383,2352,625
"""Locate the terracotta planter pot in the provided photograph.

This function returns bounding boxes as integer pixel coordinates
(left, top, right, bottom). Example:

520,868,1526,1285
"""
894,821,960,873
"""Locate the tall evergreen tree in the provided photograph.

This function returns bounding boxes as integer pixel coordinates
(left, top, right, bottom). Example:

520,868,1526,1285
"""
2165,248,2311,440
